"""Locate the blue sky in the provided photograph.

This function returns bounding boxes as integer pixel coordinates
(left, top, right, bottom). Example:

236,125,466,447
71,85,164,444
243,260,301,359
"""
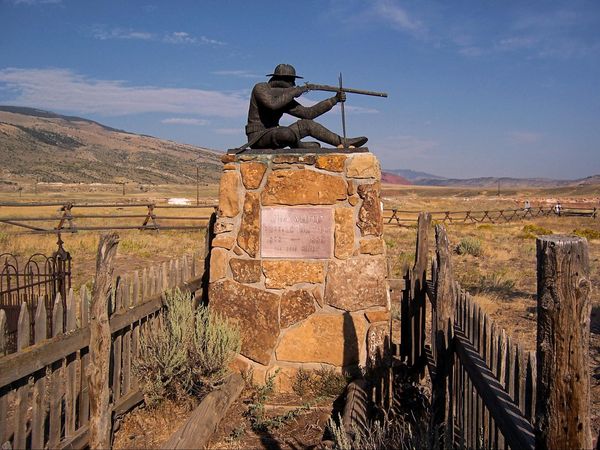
1,0,599,179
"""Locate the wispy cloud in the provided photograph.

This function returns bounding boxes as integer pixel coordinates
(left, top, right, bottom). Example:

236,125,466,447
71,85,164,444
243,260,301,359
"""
335,0,426,38
507,131,543,145
495,7,600,59
370,0,425,35
162,118,209,126
212,70,262,79
90,26,226,46
91,27,153,41
0,68,247,118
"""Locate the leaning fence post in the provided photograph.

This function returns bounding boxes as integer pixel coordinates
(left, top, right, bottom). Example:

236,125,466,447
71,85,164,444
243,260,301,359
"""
412,212,431,373
88,233,119,450
535,235,592,450
431,224,456,448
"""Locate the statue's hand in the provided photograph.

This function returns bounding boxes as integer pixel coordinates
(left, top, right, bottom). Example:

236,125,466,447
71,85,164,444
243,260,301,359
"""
294,85,309,98
336,90,346,103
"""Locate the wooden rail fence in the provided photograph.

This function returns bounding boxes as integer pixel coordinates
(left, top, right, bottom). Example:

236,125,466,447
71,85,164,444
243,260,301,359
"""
0,201,216,234
0,251,203,449
1,202,595,233
384,205,597,226
380,213,593,449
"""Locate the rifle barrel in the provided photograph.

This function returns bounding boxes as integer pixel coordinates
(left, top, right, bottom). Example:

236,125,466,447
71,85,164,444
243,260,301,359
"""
306,83,388,98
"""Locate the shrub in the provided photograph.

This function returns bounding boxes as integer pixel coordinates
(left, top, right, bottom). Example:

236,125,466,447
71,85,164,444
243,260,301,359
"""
477,272,516,296
326,411,428,450
573,228,600,240
519,224,553,239
455,237,483,257
292,367,348,398
245,370,315,432
134,288,240,407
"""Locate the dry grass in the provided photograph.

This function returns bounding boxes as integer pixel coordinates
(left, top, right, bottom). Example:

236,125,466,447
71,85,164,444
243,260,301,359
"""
0,184,217,288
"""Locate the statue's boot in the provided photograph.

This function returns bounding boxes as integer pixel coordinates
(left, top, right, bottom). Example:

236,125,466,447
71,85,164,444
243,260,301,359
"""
343,136,368,148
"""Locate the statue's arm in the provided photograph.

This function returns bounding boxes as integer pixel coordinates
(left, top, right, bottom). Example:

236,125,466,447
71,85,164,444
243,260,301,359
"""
287,96,338,120
254,84,306,110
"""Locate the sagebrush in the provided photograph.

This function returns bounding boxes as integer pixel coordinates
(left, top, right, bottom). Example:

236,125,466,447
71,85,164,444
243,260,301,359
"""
456,237,483,257
134,288,240,407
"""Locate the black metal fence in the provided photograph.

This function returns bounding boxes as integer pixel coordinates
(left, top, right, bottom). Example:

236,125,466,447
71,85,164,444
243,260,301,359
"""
0,237,71,351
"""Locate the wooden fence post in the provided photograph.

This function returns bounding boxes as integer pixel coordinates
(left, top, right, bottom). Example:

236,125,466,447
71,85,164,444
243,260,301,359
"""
412,212,431,373
535,235,592,450
431,224,456,448
88,233,119,450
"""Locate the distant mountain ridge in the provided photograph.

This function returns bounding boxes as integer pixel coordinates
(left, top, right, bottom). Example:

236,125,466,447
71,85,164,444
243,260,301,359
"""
386,167,599,188
0,105,222,184
1,105,597,188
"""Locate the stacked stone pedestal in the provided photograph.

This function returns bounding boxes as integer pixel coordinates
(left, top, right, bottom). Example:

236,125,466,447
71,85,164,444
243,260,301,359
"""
208,150,389,391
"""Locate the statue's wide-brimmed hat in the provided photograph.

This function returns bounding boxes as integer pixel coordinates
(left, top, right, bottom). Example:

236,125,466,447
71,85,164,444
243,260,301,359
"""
266,64,303,79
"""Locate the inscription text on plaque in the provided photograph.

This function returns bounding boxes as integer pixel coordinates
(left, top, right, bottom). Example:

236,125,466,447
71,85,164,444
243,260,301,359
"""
261,207,333,259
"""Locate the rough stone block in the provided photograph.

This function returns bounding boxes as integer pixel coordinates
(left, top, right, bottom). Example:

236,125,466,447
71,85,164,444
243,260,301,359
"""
218,171,241,217
367,322,390,369
365,309,390,323
212,234,236,250
346,153,381,179
275,313,367,366
359,237,385,255
334,208,355,259
209,280,280,365
240,162,267,189
280,289,316,328
237,192,260,257
214,220,234,234
209,248,228,282
324,256,387,311
230,258,262,284
272,154,316,164
262,260,325,289
261,169,347,205
316,155,346,172
357,182,383,236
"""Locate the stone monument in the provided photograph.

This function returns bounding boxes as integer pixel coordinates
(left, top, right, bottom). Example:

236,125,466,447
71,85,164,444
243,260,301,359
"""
208,64,389,391
208,149,389,390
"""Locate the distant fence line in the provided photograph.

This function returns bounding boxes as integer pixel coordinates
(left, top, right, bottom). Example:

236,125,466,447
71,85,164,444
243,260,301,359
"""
0,201,217,234
384,205,597,226
0,202,596,234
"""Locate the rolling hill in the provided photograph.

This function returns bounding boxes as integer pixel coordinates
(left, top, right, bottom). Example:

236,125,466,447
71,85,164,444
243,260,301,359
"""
0,106,223,184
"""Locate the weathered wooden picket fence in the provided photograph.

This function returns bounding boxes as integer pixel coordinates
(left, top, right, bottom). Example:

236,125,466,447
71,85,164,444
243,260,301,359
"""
383,213,592,449
0,252,203,449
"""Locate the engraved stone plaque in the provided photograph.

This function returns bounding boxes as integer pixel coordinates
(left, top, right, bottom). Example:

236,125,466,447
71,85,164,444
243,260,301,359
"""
261,207,333,259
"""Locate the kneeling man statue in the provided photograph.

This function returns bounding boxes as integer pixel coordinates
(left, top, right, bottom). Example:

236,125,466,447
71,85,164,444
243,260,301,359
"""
244,64,368,150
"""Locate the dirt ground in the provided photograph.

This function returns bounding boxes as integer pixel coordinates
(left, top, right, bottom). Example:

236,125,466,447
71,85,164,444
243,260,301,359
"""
207,391,337,449
113,388,337,449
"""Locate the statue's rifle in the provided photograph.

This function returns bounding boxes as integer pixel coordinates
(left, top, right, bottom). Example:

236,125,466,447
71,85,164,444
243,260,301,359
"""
304,83,388,98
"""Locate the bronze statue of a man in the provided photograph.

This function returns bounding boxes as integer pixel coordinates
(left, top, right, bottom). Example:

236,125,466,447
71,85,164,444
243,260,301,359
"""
244,64,368,149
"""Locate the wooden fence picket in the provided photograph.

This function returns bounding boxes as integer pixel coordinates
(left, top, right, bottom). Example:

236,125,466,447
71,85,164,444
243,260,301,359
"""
14,302,31,449
48,294,65,449
122,276,132,397
31,297,47,449
0,309,5,357
79,287,90,429
65,288,78,438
